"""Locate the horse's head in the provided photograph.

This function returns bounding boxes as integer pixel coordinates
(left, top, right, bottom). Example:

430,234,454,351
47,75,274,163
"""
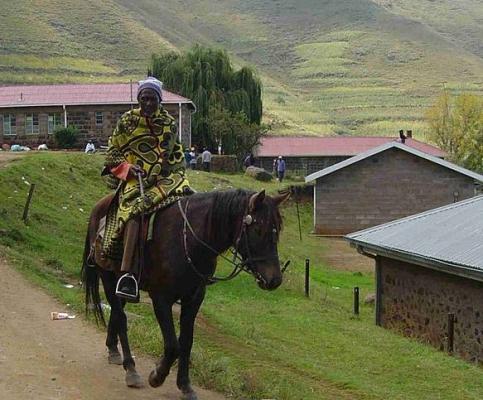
237,190,290,290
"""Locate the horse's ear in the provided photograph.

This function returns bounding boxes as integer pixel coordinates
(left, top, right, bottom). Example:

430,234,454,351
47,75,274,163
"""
249,190,266,212
272,191,291,207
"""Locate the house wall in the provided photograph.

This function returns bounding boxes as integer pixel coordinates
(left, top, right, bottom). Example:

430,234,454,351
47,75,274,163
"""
378,256,483,363
257,155,348,175
314,148,475,234
0,103,192,149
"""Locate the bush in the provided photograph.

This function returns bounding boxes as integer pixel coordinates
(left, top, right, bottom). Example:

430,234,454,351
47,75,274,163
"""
54,126,79,149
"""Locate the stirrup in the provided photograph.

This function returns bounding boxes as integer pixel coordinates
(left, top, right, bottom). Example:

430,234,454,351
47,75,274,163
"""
115,273,139,302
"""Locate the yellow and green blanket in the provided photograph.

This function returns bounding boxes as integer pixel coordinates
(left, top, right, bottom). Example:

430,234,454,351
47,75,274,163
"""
102,107,192,258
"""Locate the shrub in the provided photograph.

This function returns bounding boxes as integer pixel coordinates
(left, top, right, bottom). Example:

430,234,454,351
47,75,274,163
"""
54,126,79,149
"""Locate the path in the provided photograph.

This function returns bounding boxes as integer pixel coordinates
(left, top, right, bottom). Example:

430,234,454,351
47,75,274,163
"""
320,237,374,273
0,257,225,400
0,152,25,168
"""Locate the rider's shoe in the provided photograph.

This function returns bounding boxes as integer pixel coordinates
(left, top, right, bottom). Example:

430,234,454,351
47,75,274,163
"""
115,273,139,303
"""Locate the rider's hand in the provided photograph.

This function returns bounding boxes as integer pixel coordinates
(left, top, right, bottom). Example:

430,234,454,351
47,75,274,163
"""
129,164,145,178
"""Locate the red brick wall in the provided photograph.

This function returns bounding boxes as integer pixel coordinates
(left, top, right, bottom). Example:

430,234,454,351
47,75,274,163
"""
0,103,192,149
379,257,483,363
314,148,475,234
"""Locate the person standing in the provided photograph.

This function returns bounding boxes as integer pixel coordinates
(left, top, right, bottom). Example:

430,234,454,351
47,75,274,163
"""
272,158,277,177
201,148,212,172
189,148,197,170
184,148,192,167
276,155,286,183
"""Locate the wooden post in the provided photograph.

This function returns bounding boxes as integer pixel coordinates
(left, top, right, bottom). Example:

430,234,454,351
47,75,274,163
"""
22,183,36,224
296,198,302,241
447,313,455,354
305,259,310,297
353,287,360,315
375,256,382,326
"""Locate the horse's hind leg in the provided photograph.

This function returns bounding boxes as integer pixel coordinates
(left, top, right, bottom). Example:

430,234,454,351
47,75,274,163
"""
100,270,142,388
177,286,206,400
148,292,179,388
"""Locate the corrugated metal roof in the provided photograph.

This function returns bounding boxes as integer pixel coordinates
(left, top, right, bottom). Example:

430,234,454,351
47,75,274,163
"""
0,83,194,108
256,136,445,158
305,141,483,183
346,195,483,275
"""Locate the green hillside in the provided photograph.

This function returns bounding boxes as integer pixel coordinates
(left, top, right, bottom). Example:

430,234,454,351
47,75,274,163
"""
0,0,482,138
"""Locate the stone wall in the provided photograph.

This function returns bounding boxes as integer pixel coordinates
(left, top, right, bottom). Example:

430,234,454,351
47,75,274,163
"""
0,103,192,149
258,155,348,175
314,148,476,234
379,257,483,363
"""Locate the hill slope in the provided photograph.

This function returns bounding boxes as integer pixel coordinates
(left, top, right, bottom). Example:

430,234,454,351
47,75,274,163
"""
0,0,482,138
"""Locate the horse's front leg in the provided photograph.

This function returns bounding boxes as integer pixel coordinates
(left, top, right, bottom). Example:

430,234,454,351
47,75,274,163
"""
177,285,206,400
100,270,142,388
148,292,179,388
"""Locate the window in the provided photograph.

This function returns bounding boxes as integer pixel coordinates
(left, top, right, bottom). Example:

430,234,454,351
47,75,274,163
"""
3,114,16,136
25,113,39,134
95,111,103,126
48,113,62,134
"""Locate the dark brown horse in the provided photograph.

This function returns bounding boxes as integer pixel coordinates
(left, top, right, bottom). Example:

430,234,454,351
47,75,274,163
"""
82,189,288,400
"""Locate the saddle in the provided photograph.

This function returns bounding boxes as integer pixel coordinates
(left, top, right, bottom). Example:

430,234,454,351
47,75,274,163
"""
88,193,183,277
92,213,152,269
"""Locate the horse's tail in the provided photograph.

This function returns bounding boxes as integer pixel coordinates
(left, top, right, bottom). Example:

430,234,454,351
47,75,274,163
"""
81,225,106,326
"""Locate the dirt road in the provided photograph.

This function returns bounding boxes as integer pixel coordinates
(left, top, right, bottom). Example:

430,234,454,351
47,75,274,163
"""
0,152,25,168
0,257,225,400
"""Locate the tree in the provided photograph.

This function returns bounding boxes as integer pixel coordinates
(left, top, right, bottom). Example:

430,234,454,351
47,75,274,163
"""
426,92,483,172
149,45,264,150
206,105,270,161
54,126,78,149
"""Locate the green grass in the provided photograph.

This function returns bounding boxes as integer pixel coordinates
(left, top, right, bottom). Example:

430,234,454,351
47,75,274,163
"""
2,152,483,399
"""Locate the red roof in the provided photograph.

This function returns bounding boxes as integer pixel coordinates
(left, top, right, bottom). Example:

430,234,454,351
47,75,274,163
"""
0,83,194,108
256,136,445,158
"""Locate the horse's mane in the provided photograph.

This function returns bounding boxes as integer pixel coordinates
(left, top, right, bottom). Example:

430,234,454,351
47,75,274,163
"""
193,189,283,246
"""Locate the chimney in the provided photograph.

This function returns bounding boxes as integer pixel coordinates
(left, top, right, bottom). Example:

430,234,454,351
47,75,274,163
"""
399,129,406,144
406,130,412,138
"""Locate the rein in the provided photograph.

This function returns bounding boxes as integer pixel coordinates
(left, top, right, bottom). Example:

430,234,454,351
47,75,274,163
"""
177,199,248,285
177,197,288,285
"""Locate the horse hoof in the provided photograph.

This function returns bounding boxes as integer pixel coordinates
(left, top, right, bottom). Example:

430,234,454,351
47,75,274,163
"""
148,370,167,388
125,370,143,388
108,350,123,365
181,390,198,400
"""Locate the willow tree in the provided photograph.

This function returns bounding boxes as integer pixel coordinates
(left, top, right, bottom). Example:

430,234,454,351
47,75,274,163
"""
149,45,264,150
426,92,483,172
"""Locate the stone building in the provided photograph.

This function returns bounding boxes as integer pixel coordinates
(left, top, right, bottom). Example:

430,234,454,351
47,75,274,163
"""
254,136,445,175
345,196,483,363
305,141,483,235
0,83,195,149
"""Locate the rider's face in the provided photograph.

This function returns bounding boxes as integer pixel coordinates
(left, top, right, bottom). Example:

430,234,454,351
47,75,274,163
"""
138,89,160,117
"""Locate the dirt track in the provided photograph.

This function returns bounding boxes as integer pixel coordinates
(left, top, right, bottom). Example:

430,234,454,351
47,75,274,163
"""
0,257,225,400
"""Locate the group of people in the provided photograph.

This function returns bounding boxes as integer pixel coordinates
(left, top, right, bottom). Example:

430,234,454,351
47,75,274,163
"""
184,147,212,172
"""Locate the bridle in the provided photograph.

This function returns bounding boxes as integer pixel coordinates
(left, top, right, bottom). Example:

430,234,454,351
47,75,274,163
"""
177,198,290,286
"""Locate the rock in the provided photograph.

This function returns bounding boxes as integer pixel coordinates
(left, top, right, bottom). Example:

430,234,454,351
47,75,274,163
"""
364,293,376,305
245,166,273,182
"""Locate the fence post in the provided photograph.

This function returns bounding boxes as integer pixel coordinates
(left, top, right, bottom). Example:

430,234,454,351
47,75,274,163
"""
353,287,360,315
447,313,455,354
305,259,310,297
22,183,36,224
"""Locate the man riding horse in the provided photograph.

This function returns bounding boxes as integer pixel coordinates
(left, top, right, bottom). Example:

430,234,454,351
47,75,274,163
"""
101,77,192,300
